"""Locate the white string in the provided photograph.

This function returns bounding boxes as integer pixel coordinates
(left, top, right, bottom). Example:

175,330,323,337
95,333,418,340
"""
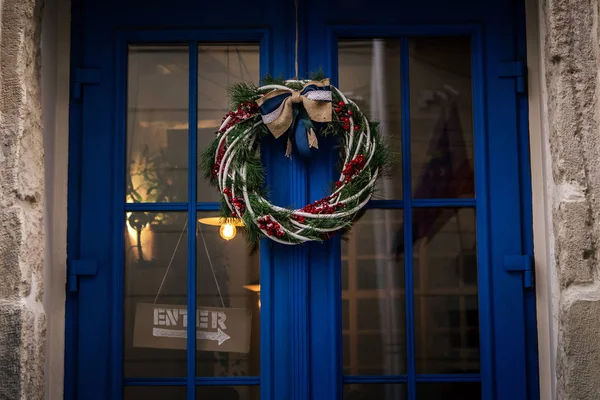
294,0,299,78
154,219,187,304
152,219,226,308
198,223,226,308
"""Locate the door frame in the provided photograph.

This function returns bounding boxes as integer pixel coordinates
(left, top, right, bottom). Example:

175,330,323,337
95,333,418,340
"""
62,1,540,398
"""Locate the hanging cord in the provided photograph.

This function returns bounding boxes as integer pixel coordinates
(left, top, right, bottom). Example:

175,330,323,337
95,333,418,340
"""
294,0,299,78
152,219,226,308
198,223,226,308
153,219,187,304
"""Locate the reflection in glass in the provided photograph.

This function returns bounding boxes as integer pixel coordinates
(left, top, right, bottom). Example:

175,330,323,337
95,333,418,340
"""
124,212,188,378
196,212,260,377
416,382,481,400
197,44,260,202
412,208,479,373
409,37,474,198
343,384,407,400
124,386,186,400
342,210,406,375
195,386,260,400
338,39,402,199
126,46,189,203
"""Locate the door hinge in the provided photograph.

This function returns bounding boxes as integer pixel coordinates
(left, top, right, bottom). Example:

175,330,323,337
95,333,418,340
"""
497,61,527,94
72,68,102,101
67,259,98,292
503,255,534,289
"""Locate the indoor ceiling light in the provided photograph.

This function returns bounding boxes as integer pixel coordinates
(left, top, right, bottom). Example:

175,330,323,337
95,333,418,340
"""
198,217,244,241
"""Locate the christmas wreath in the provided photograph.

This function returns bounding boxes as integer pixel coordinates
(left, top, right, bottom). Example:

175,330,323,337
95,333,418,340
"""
201,76,390,246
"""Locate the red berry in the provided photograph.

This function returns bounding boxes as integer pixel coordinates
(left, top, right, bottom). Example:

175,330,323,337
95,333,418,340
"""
335,107,340,113
347,111,353,116
354,125,359,131
338,101,344,106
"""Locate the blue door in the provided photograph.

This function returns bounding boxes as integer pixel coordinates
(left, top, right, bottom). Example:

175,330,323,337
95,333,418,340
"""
66,0,537,399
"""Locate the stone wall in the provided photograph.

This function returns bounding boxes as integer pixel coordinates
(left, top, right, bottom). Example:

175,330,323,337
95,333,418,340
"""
543,0,600,398
0,0,46,399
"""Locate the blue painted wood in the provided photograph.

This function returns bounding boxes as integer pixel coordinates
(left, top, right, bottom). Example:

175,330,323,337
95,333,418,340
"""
67,0,537,399
125,202,188,211
307,134,343,400
399,38,417,400
290,246,310,400
343,373,482,384
287,60,311,400
514,2,541,398
64,0,84,397
124,377,261,386
483,1,530,397
311,17,534,400
259,42,275,400
343,375,410,384
111,35,128,399
469,26,496,400
186,42,198,400
415,374,482,383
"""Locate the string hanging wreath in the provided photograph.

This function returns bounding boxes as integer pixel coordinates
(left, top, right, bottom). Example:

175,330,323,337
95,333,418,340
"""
201,76,390,247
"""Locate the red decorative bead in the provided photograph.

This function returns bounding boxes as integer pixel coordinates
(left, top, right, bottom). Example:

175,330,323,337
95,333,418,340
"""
219,101,260,132
339,154,367,184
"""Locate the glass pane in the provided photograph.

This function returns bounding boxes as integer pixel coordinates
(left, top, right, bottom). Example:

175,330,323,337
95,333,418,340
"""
343,384,407,400
416,382,481,399
338,39,402,199
409,37,474,198
196,386,260,400
124,386,186,399
196,212,260,376
342,210,406,375
197,44,260,202
413,208,479,373
124,212,188,377
126,45,189,203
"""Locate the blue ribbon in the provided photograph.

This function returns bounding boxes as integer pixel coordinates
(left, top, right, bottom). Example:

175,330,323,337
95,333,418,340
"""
257,81,332,159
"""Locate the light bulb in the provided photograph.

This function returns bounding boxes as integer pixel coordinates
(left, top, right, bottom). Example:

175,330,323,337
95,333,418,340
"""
219,223,237,240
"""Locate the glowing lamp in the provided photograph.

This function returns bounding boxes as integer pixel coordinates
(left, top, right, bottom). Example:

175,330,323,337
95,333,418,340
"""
219,222,237,240
198,217,244,241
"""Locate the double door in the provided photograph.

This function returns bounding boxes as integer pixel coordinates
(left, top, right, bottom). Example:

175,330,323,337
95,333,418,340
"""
66,0,538,398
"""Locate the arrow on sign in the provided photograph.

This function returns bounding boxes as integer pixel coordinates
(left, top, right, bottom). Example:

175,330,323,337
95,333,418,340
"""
196,328,230,345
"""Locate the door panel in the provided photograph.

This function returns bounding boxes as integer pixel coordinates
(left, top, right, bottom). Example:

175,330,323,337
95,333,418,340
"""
67,0,535,399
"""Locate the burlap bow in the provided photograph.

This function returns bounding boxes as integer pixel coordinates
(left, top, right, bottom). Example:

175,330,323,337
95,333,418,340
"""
256,79,332,157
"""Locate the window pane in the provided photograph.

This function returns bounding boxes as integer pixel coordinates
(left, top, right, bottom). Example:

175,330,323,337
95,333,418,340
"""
197,44,260,202
196,212,260,376
416,382,481,399
413,208,479,373
124,212,188,377
196,385,260,399
342,210,406,375
338,39,402,199
344,384,407,400
124,386,186,399
127,45,189,203
409,37,474,198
